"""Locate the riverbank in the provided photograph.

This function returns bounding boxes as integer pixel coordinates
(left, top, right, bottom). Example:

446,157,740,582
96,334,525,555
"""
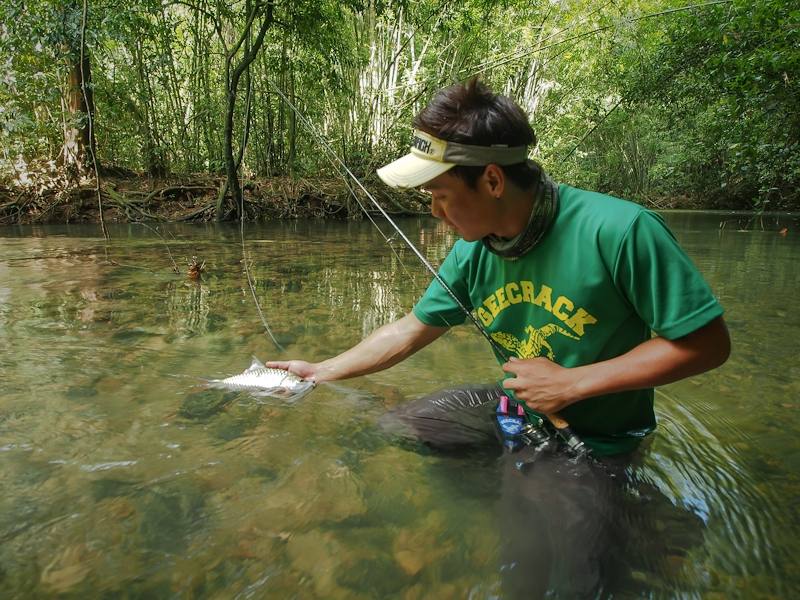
0,169,756,226
0,170,431,226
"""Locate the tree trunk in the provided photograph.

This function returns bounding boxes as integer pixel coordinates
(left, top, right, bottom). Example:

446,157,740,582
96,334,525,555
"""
59,50,95,174
133,41,166,178
288,61,296,177
223,90,244,219
221,1,274,220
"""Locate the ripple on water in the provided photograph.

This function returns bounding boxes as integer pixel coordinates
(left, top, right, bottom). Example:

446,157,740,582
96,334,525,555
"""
630,389,786,594
2,218,799,597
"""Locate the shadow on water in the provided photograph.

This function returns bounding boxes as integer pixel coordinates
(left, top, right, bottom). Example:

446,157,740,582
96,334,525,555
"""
178,389,240,420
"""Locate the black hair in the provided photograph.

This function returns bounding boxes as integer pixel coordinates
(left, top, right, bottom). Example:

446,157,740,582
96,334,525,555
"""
413,77,540,189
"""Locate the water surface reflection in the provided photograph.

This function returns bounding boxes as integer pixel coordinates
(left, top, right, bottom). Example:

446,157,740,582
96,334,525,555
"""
0,213,798,597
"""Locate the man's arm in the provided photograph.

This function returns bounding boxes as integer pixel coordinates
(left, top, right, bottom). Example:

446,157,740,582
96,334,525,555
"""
502,316,731,414
267,312,448,383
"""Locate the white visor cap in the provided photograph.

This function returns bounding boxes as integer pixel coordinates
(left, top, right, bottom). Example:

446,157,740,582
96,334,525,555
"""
377,129,528,189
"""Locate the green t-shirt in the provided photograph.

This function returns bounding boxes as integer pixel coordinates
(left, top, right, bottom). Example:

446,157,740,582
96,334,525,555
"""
413,184,724,456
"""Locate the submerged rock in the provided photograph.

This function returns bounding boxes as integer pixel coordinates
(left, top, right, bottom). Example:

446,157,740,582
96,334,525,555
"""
40,544,94,594
286,531,350,598
137,480,207,554
64,385,98,400
207,457,367,536
90,478,138,501
206,457,366,544
391,510,452,577
360,446,431,522
260,458,367,530
178,389,238,420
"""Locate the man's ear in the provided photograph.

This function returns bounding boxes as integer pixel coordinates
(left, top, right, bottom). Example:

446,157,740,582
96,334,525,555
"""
482,164,505,199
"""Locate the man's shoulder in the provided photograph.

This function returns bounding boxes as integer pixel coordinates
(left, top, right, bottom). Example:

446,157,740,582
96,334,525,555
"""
559,184,649,220
557,184,655,239
450,238,483,260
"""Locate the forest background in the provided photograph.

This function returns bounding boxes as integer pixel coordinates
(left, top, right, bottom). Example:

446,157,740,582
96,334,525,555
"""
0,0,797,224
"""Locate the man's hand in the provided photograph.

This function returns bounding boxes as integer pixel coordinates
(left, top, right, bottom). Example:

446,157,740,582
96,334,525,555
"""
501,357,579,414
501,317,731,414
265,360,320,382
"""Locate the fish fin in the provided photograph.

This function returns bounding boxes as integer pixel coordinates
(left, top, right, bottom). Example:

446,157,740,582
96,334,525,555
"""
282,381,316,402
251,386,285,399
254,381,315,402
246,356,266,372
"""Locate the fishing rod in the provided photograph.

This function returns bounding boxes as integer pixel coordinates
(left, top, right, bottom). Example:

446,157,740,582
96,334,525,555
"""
270,88,505,355
270,84,588,457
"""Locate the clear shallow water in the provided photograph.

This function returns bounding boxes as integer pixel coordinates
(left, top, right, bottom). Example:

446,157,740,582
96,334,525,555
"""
0,213,798,598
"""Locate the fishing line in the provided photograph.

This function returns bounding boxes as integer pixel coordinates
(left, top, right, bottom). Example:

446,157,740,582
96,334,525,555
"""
335,164,434,303
238,69,284,351
79,0,109,241
269,84,508,360
270,84,592,456
240,223,284,351
134,222,180,274
457,0,616,78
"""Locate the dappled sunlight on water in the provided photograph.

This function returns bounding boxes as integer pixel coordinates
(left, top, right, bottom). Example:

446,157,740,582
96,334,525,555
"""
0,214,798,597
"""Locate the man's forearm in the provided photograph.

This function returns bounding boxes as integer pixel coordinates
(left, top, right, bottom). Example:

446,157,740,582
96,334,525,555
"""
571,316,731,402
313,313,447,382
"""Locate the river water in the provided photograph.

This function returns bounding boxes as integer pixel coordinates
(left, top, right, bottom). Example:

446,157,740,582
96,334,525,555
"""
0,212,798,598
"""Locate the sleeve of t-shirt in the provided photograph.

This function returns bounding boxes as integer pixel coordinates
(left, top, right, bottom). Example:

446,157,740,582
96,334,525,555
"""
612,210,724,339
412,243,472,327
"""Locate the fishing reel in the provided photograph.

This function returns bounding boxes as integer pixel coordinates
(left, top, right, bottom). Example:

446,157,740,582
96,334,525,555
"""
495,396,554,453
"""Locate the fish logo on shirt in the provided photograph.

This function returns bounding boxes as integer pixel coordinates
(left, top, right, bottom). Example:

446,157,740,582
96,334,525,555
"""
491,323,579,360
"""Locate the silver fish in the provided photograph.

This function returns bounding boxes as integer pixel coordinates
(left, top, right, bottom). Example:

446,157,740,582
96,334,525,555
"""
209,357,315,400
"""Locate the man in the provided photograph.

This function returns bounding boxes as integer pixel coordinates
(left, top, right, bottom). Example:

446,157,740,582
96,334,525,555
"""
269,78,730,456
268,78,729,596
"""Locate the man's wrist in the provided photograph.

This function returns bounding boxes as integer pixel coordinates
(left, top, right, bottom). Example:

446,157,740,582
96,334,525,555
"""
569,364,598,403
313,360,336,383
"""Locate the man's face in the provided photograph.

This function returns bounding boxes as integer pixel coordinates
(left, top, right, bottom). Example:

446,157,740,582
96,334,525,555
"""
420,170,495,241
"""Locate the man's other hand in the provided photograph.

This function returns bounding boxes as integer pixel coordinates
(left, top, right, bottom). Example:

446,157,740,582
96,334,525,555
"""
501,357,578,415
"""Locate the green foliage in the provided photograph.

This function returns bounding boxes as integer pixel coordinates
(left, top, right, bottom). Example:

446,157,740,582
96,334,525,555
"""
0,1,78,165
1,0,797,209
615,0,800,208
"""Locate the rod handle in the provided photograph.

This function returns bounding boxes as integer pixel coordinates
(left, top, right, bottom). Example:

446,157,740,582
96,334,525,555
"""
546,413,570,430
